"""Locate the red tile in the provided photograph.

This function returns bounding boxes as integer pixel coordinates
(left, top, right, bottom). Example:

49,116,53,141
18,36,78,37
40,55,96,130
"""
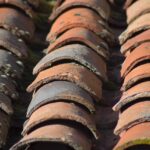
27,81,95,118
47,7,114,43
50,0,110,21
115,101,150,135
11,124,92,150
119,13,150,44
0,0,34,18
27,63,102,101
34,44,107,81
0,7,35,39
121,29,150,56
127,0,150,24
113,81,150,111
114,122,150,150
121,42,150,78
47,27,109,59
23,102,98,139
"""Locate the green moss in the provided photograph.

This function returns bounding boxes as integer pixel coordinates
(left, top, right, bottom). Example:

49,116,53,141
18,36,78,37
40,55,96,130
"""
116,139,150,150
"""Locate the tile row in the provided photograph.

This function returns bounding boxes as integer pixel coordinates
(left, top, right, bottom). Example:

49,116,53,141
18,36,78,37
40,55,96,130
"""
0,0,36,148
113,0,150,149
11,0,115,150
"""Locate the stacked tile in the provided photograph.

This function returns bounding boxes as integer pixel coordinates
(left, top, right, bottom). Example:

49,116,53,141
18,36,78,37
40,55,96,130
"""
11,0,115,150
0,0,35,148
113,0,150,149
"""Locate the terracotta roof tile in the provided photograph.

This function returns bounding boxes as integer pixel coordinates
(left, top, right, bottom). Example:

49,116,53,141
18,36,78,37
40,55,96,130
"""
127,0,150,24
121,42,150,78
119,13,150,44
122,64,150,91
11,124,92,150
34,44,107,81
0,93,13,115
10,0,116,149
0,0,35,18
49,0,110,21
0,7,35,39
114,81,150,111
47,7,114,43
0,1,35,148
115,101,150,135
23,102,98,139
0,29,28,58
114,1,150,148
26,81,95,118
27,63,102,100
0,49,23,79
9,0,150,149
47,27,109,59
121,29,150,56
114,122,150,150
0,75,18,100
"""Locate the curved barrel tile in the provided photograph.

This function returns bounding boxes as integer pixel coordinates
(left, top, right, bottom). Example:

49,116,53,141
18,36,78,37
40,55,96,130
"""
119,13,150,44
23,102,98,139
113,81,150,111
47,27,109,59
27,63,102,101
122,64,150,91
50,0,110,21
27,81,95,118
0,49,24,79
47,8,114,44
0,0,35,18
0,7,35,39
114,123,150,150
127,0,150,24
34,44,107,81
123,0,136,9
0,0,35,149
121,29,150,56
11,125,92,150
0,76,18,100
0,93,13,115
115,101,150,135
121,42,150,78
0,29,28,58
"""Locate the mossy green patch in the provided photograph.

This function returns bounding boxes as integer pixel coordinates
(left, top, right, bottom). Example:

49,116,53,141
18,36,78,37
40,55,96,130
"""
116,139,150,150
